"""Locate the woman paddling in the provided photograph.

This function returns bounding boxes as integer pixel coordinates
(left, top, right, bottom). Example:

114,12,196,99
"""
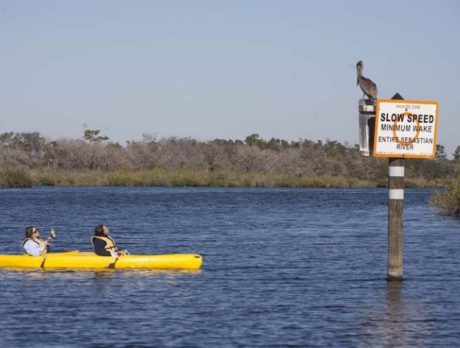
23,226,53,256
92,224,128,257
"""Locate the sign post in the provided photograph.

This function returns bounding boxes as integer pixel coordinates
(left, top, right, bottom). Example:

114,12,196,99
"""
373,95,439,281
387,156,405,280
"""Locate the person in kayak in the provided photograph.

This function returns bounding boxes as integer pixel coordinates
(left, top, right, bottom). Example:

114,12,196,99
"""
23,226,52,256
92,224,128,257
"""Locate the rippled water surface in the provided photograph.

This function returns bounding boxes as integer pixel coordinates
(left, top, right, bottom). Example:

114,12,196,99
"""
0,187,459,347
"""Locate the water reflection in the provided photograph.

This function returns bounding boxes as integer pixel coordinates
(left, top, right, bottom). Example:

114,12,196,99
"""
382,281,408,347
358,281,437,348
0,268,201,280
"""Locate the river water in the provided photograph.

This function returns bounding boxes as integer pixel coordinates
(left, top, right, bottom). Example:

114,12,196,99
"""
0,187,459,347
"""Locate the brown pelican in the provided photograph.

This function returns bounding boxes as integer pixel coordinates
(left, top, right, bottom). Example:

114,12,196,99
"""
356,60,377,100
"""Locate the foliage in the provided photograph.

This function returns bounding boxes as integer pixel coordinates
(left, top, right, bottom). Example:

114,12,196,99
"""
83,129,110,143
0,168,33,188
1,131,459,188
430,178,460,216
453,146,460,161
436,144,447,160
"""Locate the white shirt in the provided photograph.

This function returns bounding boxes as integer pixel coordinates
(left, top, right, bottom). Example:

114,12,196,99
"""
23,239,46,256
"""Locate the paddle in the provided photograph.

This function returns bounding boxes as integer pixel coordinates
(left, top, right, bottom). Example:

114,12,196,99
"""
49,228,57,240
40,228,57,268
107,249,129,269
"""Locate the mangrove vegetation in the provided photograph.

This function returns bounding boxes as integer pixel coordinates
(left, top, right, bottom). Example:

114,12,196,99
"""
0,131,459,191
431,179,460,217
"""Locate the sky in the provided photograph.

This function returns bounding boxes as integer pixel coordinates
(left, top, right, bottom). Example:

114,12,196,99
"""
0,0,459,154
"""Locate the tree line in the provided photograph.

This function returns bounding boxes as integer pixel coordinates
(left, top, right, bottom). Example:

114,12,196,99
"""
0,130,459,188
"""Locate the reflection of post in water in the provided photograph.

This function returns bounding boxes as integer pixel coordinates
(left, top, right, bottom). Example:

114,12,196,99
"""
360,282,433,346
383,281,407,347
386,281,403,316
358,282,408,347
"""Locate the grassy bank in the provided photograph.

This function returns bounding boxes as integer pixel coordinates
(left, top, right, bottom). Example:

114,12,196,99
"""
430,179,460,216
30,168,375,188
0,167,442,189
0,168,34,188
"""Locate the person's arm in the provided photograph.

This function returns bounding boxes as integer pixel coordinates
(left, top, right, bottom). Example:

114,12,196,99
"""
93,238,111,256
23,240,43,256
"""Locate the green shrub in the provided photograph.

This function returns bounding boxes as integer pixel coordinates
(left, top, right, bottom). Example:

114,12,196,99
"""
36,177,56,186
430,179,460,216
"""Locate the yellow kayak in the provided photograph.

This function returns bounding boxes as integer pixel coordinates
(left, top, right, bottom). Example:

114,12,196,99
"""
0,251,203,270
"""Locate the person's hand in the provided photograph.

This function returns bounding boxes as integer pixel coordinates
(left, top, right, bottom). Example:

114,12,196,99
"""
117,250,128,256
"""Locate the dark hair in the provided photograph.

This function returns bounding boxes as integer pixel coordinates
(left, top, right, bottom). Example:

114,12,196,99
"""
25,226,38,239
94,224,106,236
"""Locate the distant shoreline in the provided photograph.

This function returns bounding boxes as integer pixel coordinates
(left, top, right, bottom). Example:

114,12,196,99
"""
0,131,456,191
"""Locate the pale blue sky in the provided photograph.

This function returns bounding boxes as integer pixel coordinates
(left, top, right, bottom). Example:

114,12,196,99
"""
1,0,459,154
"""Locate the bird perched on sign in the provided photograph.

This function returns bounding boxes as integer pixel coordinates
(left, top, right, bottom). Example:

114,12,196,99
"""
356,60,377,100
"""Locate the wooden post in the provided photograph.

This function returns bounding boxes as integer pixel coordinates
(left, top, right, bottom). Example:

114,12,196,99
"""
387,93,405,281
388,157,405,281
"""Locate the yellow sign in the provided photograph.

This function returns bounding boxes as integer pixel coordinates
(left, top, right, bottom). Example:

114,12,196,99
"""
373,99,439,159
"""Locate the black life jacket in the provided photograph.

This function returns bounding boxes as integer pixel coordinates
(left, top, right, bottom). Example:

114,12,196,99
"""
91,235,118,251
